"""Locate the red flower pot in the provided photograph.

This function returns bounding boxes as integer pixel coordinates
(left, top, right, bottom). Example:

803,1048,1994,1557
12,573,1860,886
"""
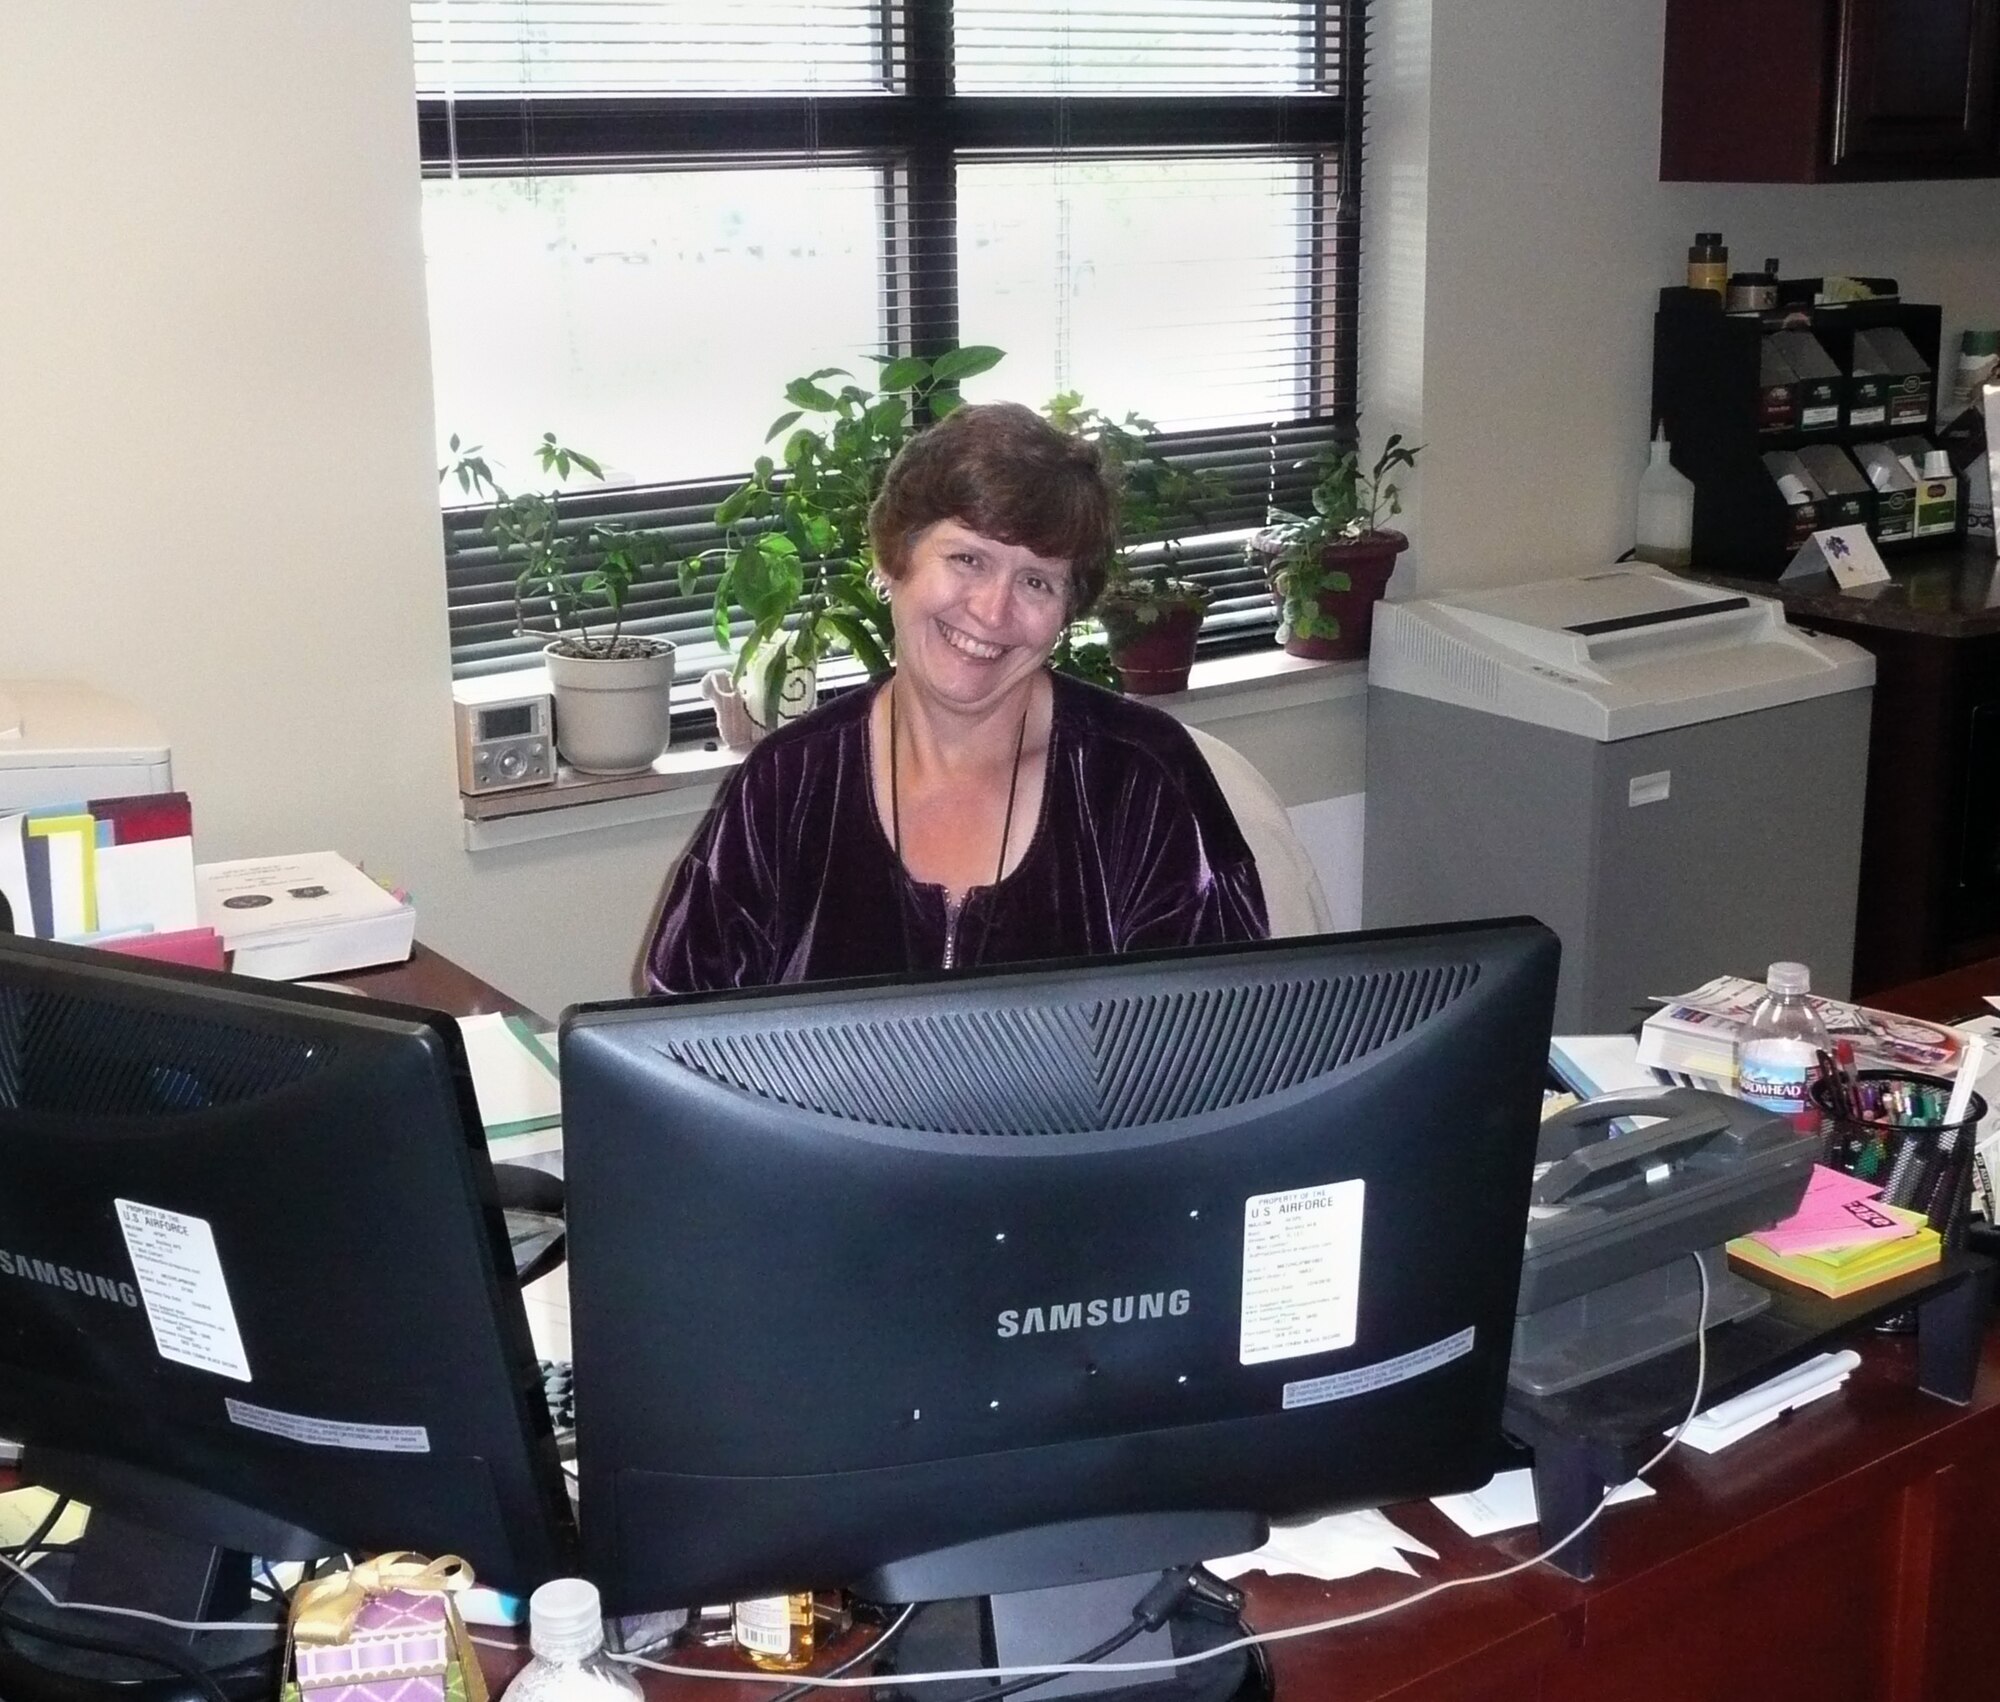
1101,596,1204,695
1261,530,1408,661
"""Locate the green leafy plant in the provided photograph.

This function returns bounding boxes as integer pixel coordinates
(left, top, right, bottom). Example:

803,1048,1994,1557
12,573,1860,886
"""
441,432,674,658
691,347,1006,724
1044,393,1223,675
1256,435,1422,645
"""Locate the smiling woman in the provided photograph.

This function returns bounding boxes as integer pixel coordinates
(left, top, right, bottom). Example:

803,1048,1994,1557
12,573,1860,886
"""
644,404,1270,992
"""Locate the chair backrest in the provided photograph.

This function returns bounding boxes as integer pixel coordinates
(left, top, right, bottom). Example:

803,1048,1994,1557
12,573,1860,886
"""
1184,724,1334,939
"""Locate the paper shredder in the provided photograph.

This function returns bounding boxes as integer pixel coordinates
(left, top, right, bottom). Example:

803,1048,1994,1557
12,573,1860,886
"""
1364,567,1875,1032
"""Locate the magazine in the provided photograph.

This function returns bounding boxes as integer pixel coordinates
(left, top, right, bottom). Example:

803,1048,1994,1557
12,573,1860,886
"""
1636,974,1965,1083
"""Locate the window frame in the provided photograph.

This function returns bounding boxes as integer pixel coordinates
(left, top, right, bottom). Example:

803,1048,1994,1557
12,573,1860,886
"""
423,0,1368,689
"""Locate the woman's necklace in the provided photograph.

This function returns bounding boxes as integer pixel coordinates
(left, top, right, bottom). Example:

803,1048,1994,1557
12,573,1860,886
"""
888,677,1032,971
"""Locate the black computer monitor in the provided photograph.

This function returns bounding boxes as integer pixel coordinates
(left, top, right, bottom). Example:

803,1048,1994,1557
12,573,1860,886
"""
0,934,576,1701
563,920,1559,1668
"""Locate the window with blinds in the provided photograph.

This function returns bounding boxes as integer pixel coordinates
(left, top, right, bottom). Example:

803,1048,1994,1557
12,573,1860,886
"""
413,1,1365,690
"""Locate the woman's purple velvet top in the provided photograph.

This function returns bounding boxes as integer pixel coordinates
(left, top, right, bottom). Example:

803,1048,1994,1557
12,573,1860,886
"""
645,672,1268,993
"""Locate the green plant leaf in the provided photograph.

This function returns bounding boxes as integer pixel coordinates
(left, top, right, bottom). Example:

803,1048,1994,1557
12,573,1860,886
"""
931,390,965,419
764,410,804,442
931,344,1006,381
876,356,930,392
785,378,839,411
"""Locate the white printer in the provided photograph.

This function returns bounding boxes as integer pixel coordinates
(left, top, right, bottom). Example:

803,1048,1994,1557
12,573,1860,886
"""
1364,567,1875,1030
0,681,174,811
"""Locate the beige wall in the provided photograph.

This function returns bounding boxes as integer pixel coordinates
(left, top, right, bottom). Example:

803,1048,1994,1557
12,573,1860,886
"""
5,0,1997,1013
1375,0,2000,592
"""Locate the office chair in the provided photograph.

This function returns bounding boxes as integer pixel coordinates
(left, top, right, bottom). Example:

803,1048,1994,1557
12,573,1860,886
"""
1184,725,1334,939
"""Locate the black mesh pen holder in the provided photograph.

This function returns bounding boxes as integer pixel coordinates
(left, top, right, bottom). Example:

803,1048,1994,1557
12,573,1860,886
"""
1808,1070,1984,1251
1809,1070,1984,1336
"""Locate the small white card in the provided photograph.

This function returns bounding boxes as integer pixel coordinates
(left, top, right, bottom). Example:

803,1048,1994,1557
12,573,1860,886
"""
1783,524,1890,588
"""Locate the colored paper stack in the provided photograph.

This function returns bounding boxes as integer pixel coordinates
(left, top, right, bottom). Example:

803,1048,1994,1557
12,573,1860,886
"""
1728,1164,1940,1298
0,793,221,967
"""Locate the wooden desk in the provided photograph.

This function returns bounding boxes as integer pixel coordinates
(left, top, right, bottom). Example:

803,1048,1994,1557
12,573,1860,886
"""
459,953,2000,1702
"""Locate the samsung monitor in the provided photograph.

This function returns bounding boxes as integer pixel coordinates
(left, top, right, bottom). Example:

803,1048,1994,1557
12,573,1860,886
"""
563,920,1560,1691
0,934,576,1701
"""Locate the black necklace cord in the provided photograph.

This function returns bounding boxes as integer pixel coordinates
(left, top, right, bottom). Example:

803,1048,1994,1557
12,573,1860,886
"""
888,675,1033,972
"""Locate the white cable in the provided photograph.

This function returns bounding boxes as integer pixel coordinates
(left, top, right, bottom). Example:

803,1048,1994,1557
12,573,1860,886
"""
611,1254,1715,1691
2,1260,1717,1680
0,1548,276,1635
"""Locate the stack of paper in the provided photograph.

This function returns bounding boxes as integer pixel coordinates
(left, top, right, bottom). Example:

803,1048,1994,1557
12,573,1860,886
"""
1677,1350,1860,1454
1638,975,1963,1089
1431,1469,1653,1537
0,793,216,963
1728,1165,1939,1298
1207,1507,1438,1582
195,852,414,980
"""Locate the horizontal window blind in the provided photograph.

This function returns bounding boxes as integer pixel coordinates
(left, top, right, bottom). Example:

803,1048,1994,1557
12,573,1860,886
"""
445,420,1343,689
411,3,898,97
416,1,1366,687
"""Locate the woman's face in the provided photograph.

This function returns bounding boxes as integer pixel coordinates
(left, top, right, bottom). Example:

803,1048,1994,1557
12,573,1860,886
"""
887,519,1073,716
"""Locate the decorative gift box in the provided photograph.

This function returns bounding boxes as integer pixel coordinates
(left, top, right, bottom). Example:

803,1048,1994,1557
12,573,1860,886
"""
285,1554,487,1702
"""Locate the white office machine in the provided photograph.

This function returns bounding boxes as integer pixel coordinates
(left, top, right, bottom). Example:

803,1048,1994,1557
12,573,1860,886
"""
0,681,173,810
1364,566,1875,1031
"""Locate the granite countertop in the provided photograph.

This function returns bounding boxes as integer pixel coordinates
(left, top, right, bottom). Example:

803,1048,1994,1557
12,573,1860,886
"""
1679,541,2000,638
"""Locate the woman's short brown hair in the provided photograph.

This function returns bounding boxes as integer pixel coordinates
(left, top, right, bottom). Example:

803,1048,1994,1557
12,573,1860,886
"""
868,402,1119,616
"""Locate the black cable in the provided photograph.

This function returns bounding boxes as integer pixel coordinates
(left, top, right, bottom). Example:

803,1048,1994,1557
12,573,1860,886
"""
761,1602,920,1702
0,1494,69,1561
968,1617,1146,1702
0,1597,234,1702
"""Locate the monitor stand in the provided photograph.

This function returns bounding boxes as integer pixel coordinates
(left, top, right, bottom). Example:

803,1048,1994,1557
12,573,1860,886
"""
874,1576,1260,1702
858,1512,1269,1702
0,1448,325,1702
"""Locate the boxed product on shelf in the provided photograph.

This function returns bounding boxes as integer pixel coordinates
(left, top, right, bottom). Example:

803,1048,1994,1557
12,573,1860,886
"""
1793,444,1873,532
1762,450,1822,546
1853,327,1934,430
1759,341,1800,433
1889,434,1960,539
1768,331,1843,433
1853,443,1918,542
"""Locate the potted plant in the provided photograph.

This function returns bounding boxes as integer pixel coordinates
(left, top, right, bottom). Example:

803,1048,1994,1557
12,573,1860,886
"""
1254,435,1422,660
1047,395,1222,696
443,433,677,774
691,346,1006,746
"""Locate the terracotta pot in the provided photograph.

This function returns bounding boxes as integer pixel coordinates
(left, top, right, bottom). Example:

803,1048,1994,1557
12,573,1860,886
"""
1101,598,1204,695
1259,529,1408,661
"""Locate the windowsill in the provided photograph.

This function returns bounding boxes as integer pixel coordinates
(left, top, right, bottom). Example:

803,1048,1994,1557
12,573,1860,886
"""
460,649,1365,851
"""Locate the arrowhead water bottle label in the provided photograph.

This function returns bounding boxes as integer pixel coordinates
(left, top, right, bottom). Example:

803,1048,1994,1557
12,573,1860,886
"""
1738,1037,1817,1122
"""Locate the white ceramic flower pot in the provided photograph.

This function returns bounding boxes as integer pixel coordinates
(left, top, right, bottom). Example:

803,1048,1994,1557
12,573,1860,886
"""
543,640,676,775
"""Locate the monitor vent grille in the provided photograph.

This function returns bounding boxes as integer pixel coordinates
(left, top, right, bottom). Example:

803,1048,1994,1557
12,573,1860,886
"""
656,964,1479,1135
0,983,332,1117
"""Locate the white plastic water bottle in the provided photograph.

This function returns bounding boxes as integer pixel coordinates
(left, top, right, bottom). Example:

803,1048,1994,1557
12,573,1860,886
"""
502,1579,643,1701
1633,428,1696,570
1736,962,1830,1131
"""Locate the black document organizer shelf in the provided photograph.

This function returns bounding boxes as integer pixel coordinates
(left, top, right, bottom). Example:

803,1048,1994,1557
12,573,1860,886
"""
1501,1252,1994,1582
1652,286,1950,578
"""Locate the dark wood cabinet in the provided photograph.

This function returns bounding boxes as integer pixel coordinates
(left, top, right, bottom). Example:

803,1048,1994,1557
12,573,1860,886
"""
1664,0,2000,181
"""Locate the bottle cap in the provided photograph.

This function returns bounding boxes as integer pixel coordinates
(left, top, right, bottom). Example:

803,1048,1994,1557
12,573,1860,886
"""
1962,329,2000,356
1766,962,1810,996
529,1577,607,1665
1695,231,1722,245
1924,449,1951,478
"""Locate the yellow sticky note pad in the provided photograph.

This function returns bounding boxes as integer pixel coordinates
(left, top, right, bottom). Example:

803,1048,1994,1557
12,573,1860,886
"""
0,1486,90,1549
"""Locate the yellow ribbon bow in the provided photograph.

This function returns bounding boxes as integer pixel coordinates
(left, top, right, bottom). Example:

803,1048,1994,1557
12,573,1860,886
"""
287,1551,489,1702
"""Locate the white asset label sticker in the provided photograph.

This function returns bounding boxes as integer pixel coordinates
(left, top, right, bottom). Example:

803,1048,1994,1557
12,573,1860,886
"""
113,1199,251,1383
1281,1326,1476,1410
1240,1179,1365,1366
225,1399,430,1454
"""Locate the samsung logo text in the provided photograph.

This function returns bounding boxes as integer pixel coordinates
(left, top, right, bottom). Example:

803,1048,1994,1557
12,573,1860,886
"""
996,1289,1190,1338
0,1248,141,1310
